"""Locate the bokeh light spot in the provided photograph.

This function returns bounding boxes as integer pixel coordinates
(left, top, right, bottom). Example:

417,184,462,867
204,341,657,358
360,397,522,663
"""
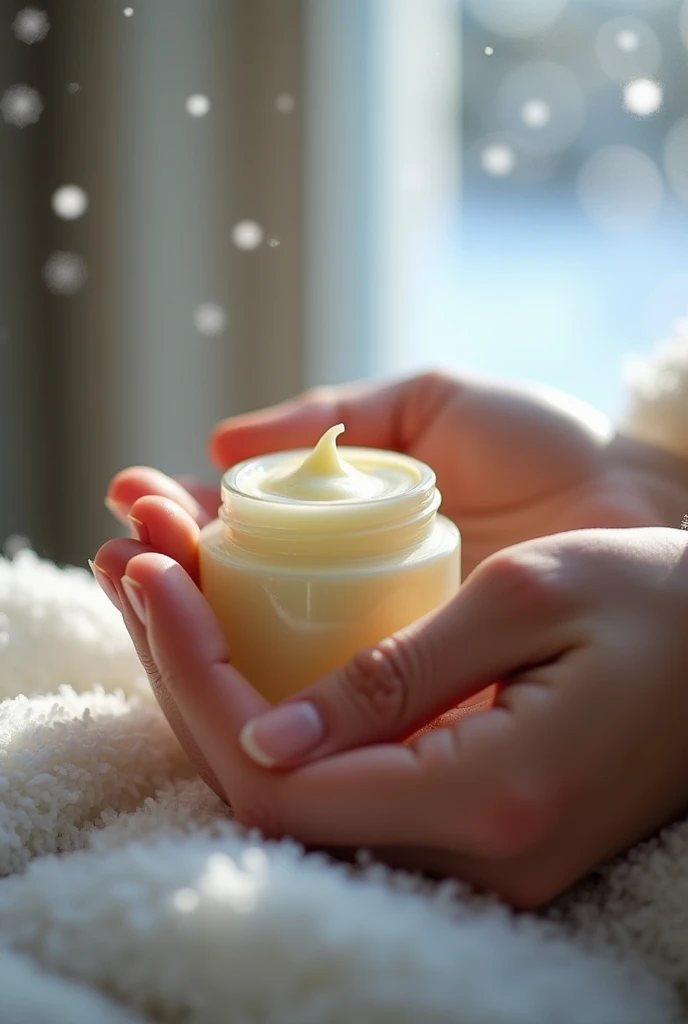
51,185,89,220
42,252,88,296
521,99,551,128
186,94,211,117
623,78,663,117
232,220,264,250
275,94,296,113
480,142,516,177
194,304,227,336
1,85,43,128
578,146,663,232
596,18,661,82
499,61,584,156
12,7,50,44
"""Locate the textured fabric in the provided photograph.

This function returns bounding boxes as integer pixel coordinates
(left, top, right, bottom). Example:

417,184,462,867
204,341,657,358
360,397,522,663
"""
0,548,687,1024
622,319,688,460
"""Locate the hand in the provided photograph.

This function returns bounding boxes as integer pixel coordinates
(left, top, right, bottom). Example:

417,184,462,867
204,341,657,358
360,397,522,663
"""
93,517,688,908
105,372,688,578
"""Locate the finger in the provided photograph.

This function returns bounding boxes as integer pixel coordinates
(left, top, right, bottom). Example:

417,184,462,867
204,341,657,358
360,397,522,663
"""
106,467,211,527
172,476,220,521
123,553,269,791
128,495,200,584
256,695,556,857
93,539,225,799
122,553,557,860
238,549,578,769
208,372,457,470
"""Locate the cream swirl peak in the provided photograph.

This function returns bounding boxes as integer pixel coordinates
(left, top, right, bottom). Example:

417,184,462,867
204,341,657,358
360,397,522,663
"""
236,424,421,504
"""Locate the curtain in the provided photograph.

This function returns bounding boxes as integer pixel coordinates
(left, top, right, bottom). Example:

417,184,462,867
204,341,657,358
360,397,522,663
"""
0,0,459,568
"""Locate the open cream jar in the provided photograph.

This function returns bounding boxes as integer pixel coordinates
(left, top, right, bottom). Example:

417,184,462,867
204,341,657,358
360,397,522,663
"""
198,424,461,703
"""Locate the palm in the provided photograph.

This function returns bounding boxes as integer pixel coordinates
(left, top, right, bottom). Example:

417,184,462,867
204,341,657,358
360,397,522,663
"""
405,381,684,575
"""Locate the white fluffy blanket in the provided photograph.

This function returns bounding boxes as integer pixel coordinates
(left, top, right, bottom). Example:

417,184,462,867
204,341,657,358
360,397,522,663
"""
0,552,686,1024
3,329,688,1024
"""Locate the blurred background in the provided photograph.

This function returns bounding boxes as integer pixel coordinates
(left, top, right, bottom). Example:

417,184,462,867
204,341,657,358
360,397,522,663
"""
0,0,687,567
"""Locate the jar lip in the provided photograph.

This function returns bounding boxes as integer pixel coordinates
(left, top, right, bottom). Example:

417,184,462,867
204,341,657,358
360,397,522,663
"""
220,446,437,515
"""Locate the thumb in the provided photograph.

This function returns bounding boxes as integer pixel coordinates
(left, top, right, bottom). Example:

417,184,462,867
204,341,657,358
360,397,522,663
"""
207,372,457,470
239,547,577,769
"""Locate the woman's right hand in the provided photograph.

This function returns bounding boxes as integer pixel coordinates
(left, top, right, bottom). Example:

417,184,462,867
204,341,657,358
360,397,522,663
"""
93,520,688,908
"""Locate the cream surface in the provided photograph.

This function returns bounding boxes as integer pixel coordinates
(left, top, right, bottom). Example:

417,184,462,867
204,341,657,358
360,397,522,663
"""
237,424,421,505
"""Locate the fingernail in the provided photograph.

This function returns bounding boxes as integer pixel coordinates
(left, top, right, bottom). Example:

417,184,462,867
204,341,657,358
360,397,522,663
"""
121,575,147,625
88,559,121,609
239,702,325,768
128,515,151,545
105,496,130,521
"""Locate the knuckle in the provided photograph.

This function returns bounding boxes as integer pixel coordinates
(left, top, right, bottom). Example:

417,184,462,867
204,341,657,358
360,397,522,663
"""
480,776,555,859
338,638,415,733
478,549,570,613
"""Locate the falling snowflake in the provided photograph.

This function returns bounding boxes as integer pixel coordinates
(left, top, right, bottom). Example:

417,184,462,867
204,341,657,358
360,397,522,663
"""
123,7,134,15
42,252,88,296
67,83,80,93
484,46,494,56
623,78,663,117
52,185,89,220
12,7,50,44
186,94,211,117
520,98,551,128
275,94,296,113
1,85,43,128
480,142,516,178
616,30,639,53
194,303,227,336
232,220,264,250
267,237,281,248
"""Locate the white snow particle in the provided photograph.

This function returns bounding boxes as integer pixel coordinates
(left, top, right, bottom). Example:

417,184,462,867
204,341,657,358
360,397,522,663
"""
232,220,264,250
1,85,43,128
275,94,296,113
51,186,89,221
623,78,663,117
520,98,551,128
617,30,640,53
186,94,211,117
194,304,227,336
12,7,50,44
480,142,516,177
42,252,88,296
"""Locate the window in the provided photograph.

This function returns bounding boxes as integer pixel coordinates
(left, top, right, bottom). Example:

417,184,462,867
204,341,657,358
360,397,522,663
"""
380,0,688,422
